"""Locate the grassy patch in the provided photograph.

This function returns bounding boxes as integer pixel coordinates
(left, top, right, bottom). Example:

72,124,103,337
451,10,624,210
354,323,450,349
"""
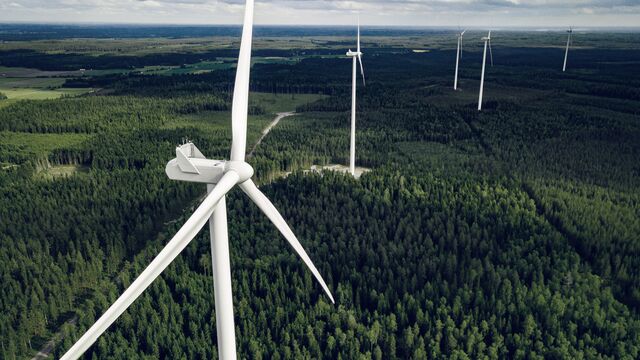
37,164,89,180
0,131,90,157
0,87,94,100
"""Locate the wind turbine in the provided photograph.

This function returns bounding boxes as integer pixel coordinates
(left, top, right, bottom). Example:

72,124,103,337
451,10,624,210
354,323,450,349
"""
454,28,466,90
60,1,334,359
563,27,573,72
346,19,365,176
478,31,493,111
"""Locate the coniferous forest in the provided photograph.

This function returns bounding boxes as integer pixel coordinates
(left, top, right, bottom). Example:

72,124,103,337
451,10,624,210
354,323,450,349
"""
0,26,639,359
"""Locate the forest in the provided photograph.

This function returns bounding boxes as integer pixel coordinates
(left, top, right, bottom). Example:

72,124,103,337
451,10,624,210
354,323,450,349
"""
0,28,639,359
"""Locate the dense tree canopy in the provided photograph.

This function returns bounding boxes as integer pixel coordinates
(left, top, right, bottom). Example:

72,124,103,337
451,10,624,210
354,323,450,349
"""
0,31,639,359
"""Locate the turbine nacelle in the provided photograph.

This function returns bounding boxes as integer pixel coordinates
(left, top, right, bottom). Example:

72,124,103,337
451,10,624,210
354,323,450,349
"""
346,50,362,57
166,143,254,185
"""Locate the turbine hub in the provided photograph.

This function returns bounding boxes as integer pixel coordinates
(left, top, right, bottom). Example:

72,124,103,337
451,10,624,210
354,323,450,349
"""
225,161,254,183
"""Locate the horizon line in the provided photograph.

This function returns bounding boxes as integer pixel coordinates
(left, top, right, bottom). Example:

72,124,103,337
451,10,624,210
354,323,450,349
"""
1,21,640,31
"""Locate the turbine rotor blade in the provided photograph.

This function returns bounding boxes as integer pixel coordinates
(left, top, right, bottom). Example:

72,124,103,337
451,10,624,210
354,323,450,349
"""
358,54,366,86
357,18,361,53
489,39,494,67
239,180,335,304
60,171,240,360
230,0,255,162
357,20,365,85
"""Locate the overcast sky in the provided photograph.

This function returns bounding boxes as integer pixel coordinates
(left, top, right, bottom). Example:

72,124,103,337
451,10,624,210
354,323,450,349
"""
1,0,639,27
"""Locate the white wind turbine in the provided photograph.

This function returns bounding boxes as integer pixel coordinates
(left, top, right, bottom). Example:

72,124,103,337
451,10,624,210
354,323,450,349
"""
477,31,493,111
346,19,365,176
60,1,334,359
563,27,573,72
454,28,466,90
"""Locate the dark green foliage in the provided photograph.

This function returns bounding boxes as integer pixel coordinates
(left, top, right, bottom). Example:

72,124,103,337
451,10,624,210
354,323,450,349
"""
50,171,640,359
527,180,640,309
0,95,227,133
1,31,639,360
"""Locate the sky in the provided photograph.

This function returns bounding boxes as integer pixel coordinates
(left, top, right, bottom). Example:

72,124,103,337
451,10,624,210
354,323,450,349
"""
1,0,639,28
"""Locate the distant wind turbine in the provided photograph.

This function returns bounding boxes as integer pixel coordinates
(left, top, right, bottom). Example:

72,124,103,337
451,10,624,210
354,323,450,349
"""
346,19,365,176
60,1,334,359
478,31,493,111
563,27,573,72
454,28,466,90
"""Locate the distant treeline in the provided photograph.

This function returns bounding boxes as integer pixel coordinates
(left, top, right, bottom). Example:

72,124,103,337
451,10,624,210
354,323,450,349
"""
0,24,453,41
58,47,640,105
0,48,347,71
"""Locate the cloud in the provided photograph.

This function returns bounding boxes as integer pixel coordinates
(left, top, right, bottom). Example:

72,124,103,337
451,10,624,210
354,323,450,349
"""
258,0,640,11
0,0,639,26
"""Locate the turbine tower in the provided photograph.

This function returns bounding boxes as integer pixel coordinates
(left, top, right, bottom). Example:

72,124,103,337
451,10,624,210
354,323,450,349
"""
478,31,493,111
60,1,334,359
346,19,365,176
563,27,573,72
454,29,466,90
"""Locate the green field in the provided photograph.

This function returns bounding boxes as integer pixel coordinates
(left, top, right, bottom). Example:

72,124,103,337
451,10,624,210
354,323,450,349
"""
0,77,66,88
117,57,302,76
0,66,94,101
0,87,94,100
0,65,82,77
